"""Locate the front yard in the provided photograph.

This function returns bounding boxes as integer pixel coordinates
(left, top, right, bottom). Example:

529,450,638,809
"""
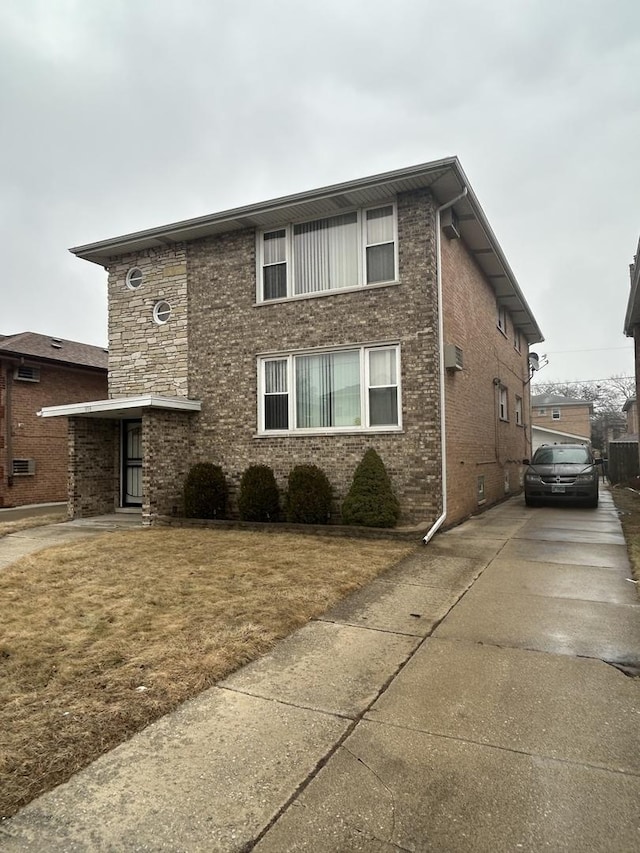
0,527,412,819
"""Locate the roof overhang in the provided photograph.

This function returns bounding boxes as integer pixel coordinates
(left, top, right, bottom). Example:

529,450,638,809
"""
38,395,202,419
70,156,543,344
624,235,640,336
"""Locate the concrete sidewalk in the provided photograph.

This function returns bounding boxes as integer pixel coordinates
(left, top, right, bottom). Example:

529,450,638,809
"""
1,490,639,851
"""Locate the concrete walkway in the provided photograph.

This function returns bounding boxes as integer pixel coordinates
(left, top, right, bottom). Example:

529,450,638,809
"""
1,490,639,851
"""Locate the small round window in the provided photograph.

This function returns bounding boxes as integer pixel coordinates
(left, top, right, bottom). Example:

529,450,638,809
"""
153,301,172,325
126,267,143,290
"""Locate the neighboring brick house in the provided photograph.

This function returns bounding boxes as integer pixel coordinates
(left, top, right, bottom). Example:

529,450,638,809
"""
40,158,543,532
0,333,107,508
622,397,638,436
530,393,593,450
624,235,640,456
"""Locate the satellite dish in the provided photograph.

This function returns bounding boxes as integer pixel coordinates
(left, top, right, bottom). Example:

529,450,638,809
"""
529,352,540,372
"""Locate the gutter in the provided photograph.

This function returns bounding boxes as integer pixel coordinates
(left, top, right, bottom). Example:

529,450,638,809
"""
423,188,468,545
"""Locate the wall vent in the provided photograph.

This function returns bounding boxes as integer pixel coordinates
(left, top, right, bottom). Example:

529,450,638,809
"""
12,458,36,475
14,365,41,382
441,207,460,240
444,344,464,371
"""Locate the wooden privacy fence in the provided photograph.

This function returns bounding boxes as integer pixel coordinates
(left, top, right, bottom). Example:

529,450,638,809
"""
608,441,640,484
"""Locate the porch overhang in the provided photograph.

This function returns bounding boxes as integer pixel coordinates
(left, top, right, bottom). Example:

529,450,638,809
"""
38,395,202,419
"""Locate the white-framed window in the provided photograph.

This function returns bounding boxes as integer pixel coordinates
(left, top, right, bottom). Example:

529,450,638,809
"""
515,395,523,425
257,204,398,302
12,458,35,475
552,408,561,420
259,344,401,433
126,267,143,290
497,304,508,335
153,301,171,325
514,328,522,352
499,385,509,421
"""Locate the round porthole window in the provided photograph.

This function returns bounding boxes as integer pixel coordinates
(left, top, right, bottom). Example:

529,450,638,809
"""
153,301,172,325
126,267,143,290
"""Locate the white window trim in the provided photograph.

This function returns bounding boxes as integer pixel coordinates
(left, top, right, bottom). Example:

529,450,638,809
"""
256,202,399,304
257,343,402,435
514,328,522,353
552,408,561,420
515,395,523,426
499,385,509,422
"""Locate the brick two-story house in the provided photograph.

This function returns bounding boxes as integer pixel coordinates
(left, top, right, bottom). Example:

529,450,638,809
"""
0,333,107,508
41,158,543,534
530,393,593,451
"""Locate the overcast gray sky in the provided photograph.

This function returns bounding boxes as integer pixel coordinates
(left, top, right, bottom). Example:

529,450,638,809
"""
1,0,639,385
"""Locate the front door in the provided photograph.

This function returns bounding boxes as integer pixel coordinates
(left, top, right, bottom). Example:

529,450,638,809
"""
122,419,142,507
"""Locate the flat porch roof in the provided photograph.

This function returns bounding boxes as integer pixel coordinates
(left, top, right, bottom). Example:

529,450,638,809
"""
38,395,202,419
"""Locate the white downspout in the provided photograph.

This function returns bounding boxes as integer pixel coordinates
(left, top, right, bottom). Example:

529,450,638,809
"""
423,188,468,545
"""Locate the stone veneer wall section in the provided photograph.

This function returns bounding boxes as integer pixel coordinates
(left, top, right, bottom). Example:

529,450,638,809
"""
186,189,442,525
68,417,118,518
142,409,192,524
107,246,189,398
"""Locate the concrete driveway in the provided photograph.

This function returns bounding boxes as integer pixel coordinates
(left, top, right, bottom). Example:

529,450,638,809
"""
2,489,639,852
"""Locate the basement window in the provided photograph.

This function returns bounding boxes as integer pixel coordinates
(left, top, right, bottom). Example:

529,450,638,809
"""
477,476,486,504
12,459,36,475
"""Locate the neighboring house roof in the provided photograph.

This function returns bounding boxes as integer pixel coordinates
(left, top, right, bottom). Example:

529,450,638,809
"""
70,157,544,344
531,425,591,443
531,393,593,410
624,234,640,335
0,332,108,370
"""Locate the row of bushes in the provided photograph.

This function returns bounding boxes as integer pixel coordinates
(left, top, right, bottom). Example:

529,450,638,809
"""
183,449,400,528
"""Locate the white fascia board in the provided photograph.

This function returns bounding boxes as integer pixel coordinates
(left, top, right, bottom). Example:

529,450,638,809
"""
38,395,202,418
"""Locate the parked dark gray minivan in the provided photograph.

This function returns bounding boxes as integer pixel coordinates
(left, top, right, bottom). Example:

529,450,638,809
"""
524,444,599,508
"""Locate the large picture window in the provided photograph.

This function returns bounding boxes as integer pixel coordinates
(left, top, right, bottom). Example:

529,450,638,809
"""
258,204,397,302
259,345,401,433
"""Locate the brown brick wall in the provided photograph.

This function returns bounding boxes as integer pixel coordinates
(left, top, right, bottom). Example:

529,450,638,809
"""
186,189,442,525
68,417,118,517
142,410,192,524
0,361,107,508
441,230,531,522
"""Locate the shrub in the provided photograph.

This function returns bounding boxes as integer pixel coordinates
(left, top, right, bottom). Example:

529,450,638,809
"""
238,465,280,522
341,449,400,528
183,462,228,519
286,465,333,524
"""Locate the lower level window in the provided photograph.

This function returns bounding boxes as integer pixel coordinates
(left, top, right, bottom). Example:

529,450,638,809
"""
260,345,401,433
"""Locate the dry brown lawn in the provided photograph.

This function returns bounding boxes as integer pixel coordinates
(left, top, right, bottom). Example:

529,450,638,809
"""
0,527,413,818
0,512,67,539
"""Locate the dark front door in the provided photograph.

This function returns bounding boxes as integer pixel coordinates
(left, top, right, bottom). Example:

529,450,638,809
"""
122,419,142,507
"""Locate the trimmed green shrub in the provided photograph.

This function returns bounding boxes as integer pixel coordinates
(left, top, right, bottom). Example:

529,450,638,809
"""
238,464,280,522
286,465,333,524
341,448,400,528
183,462,228,519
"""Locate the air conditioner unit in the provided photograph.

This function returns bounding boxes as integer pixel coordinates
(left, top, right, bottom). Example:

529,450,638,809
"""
441,207,460,240
444,344,464,371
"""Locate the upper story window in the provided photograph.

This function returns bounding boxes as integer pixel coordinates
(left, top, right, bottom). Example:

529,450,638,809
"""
538,407,546,415
514,328,522,353
497,304,508,336
258,204,397,303
552,408,561,420
259,344,401,434
126,267,143,290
